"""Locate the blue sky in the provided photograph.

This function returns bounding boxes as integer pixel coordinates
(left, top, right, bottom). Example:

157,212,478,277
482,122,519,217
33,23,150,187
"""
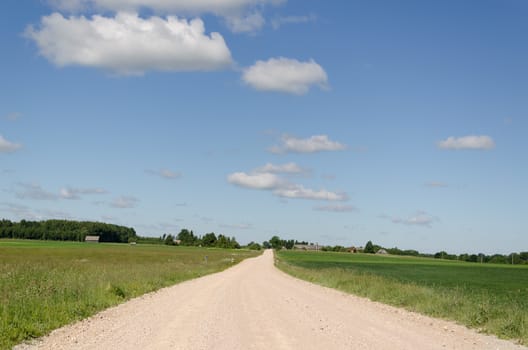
1,0,527,254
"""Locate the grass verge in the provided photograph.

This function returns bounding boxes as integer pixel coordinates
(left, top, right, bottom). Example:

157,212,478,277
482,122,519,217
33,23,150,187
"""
276,250,528,345
0,239,260,349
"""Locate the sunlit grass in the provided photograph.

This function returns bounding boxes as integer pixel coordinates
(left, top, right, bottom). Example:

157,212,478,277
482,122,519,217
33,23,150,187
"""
276,250,528,345
0,239,260,349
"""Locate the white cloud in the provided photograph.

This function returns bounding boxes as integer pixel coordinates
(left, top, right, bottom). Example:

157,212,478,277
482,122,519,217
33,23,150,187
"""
26,12,233,75
0,135,22,153
254,162,304,174
271,14,316,30
15,183,58,201
242,57,328,95
438,135,495,150
48,0,283,16
270,134,346,154
228,161,347,202
111,195,139,208
274,185,347,201
225,12,265,33
314,204,357,212
60,187,108,199
227,172,283,189
147,169,182,179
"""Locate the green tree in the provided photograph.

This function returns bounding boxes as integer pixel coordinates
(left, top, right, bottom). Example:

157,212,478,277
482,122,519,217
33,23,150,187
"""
177,229,197,246
201,232,217,247
269,236,282,249
364,240,375,254
247,242,261,250
164,234,175,245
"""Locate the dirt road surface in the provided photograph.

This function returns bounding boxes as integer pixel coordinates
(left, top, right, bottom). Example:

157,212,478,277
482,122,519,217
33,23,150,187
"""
16,249,526,350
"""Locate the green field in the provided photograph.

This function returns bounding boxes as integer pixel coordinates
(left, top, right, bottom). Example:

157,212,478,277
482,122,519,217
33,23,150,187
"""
0,239,260,349
276,250,528,344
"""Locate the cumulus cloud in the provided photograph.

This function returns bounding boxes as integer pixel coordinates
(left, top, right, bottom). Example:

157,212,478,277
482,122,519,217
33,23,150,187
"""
314,204,357,212
111,195,139,208
48,0,283,16
438,135,495,150
228,164,347,202
60,187,107,199
146,169,182,179
254,162,305,174
242,57,328,95
273,185,347,201
227,172,284,189
271,14,316,30
0,135,22,153
270,134,346,154
26,12,233,75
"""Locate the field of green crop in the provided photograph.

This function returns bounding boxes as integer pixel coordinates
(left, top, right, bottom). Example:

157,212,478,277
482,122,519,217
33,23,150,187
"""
0,239,260,349
276,250,528,345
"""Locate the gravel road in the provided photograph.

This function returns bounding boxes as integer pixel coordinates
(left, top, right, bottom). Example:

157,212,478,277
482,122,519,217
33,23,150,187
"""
16,249,526,350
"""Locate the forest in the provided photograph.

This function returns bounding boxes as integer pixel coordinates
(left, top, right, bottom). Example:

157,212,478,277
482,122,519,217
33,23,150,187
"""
0,219,136,243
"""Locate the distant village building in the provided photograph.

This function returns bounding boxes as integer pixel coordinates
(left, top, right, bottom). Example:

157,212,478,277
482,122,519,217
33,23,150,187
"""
376,248,388,255
85,235,100,243
348,246,358,253
293,244,320,251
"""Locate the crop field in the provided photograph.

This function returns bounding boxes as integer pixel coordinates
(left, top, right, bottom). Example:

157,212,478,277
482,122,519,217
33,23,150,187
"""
0,239,260,349
276,250,528,344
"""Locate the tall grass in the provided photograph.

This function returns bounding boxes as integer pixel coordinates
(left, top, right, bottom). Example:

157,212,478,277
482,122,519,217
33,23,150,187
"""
0,240,260,349
276,250,528,345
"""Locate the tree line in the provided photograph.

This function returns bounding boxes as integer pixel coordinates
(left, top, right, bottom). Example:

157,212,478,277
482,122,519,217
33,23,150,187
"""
260,235,528,265
0,219,136,243
362,240,528,265
140,229,242,249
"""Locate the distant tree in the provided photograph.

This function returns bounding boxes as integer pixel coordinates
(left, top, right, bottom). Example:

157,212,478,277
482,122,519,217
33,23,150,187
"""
0,219,135,243
269,236,282,249
201,232,217,247
215,235,240,249
230,236,241,249
284,239,295,250
262,241,271,249
164,234,176,245
177,229,198,246
508,253,522,265
434,251,448,259
246,242,261,250
364,240,375,254
488,254,507,264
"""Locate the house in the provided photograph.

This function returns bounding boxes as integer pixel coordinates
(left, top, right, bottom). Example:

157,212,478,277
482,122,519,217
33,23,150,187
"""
85,235,100,243
293,244,320,251
376,248,388,255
